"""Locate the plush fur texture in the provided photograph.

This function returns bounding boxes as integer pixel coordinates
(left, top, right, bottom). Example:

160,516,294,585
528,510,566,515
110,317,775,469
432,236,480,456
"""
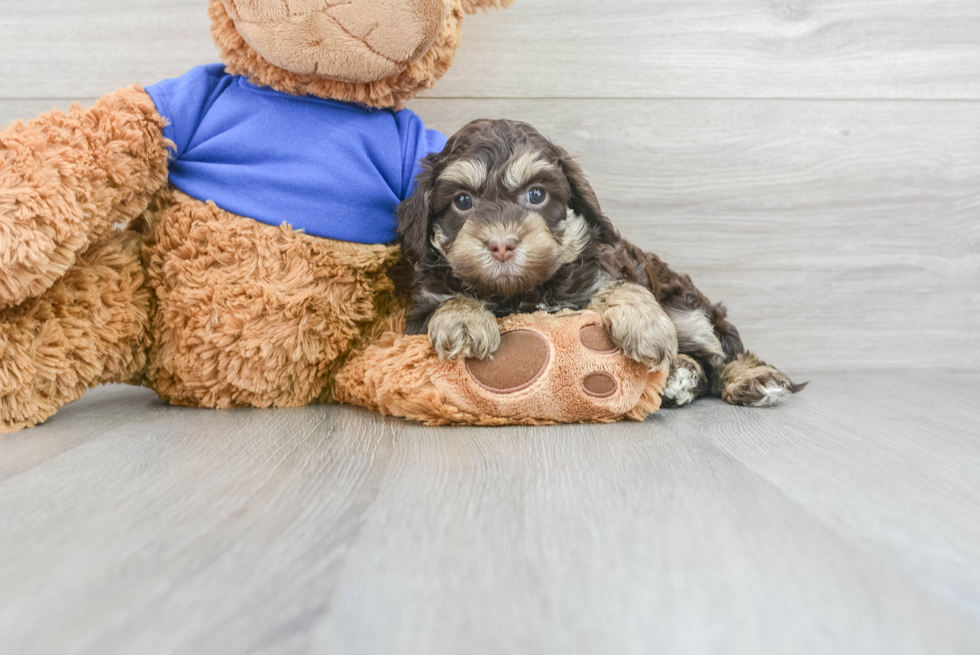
0,230,151,432
138,188,402,409
0,86,170,310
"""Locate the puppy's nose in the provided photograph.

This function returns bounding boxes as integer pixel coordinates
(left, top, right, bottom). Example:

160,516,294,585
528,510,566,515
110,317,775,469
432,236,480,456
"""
487,237,518,262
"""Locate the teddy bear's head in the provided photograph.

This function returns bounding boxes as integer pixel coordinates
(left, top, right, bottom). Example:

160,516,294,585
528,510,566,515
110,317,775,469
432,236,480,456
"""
210,0,511,109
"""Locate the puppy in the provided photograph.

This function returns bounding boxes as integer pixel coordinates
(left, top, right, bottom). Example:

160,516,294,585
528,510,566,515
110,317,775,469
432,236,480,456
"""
397,119,804,407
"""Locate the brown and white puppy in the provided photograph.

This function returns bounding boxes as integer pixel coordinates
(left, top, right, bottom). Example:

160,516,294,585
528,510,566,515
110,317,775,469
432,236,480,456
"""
397,119,804,407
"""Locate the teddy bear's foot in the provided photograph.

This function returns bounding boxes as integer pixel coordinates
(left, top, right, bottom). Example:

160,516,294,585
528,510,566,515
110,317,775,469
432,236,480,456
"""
0,230,151,432
334,310,668,426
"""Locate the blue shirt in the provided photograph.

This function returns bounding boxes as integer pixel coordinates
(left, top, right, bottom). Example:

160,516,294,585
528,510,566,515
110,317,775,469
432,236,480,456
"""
145,64,446,244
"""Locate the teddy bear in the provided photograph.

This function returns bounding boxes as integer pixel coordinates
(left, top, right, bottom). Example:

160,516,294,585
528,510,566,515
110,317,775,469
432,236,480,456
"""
0,0,666,432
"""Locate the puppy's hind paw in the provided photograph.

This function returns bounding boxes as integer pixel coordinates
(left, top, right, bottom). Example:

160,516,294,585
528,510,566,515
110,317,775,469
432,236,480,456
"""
719,353,807,407
662,354,709,408
428,297,501,361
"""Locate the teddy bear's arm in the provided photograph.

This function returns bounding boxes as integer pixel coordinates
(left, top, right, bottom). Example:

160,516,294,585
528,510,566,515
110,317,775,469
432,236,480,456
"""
0,85,170,310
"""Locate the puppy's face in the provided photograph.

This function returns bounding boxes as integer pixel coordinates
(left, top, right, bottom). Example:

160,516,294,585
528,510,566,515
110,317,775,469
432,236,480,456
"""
429,143,583,297
399,120,619,297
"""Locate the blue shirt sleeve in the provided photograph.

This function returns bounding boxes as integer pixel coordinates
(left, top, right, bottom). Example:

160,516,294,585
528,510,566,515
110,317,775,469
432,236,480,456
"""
145,64,229,160
395,108,447,201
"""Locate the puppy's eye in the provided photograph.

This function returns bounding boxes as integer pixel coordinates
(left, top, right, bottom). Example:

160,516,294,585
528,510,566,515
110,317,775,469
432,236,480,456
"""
454,194,474,211
527,188,547,205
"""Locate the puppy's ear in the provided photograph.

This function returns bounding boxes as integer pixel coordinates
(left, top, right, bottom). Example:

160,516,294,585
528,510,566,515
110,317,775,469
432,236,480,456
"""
459,0,515,14
557,149,620,245
397,166,437,267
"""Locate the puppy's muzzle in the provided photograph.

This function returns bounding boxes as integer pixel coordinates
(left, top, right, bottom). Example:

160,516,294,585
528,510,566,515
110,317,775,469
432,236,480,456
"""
445,206,562,296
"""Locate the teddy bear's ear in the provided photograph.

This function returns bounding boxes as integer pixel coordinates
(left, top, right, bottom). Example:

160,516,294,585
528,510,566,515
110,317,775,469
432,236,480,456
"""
459,0,515,14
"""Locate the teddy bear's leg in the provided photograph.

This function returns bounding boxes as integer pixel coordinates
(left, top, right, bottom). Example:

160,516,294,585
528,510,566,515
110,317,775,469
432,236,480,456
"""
0,229,152,432
334,311,667,426
0,86,170,310
140,191,402,409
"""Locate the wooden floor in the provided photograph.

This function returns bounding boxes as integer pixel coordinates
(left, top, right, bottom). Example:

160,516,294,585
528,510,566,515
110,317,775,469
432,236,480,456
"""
1,373,978,654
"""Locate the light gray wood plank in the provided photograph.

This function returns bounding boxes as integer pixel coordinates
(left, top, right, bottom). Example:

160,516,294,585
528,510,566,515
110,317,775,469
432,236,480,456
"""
1,376,979,654
0,385,163,483
317,377,980,655
710,372,980,618
1,0,979,100
0,388,406,655
406,98,980,373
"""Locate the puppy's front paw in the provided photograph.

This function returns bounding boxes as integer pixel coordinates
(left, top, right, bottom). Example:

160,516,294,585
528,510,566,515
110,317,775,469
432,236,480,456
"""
590,282,678,373
428,297,501,360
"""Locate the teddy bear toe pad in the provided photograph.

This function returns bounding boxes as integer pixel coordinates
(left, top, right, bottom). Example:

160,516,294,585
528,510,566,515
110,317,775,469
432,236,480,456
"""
583,372,619,398
579,323,619,354
466,330,550,394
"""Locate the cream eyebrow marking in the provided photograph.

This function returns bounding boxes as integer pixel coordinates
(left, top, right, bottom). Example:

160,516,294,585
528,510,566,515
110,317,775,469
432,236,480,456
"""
438,159,489,189
503,151,554,191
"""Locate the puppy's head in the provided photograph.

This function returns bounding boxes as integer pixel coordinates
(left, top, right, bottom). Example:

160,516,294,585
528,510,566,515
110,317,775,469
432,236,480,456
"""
398,119,619,297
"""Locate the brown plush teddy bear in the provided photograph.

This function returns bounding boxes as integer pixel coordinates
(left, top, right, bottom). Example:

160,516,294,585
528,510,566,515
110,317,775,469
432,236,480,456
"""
0,0,665,431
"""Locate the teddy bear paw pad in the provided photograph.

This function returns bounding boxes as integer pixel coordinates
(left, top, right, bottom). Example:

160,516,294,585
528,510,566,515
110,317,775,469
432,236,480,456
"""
583,372,618,398
579,323,619,354
465,329,550,394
